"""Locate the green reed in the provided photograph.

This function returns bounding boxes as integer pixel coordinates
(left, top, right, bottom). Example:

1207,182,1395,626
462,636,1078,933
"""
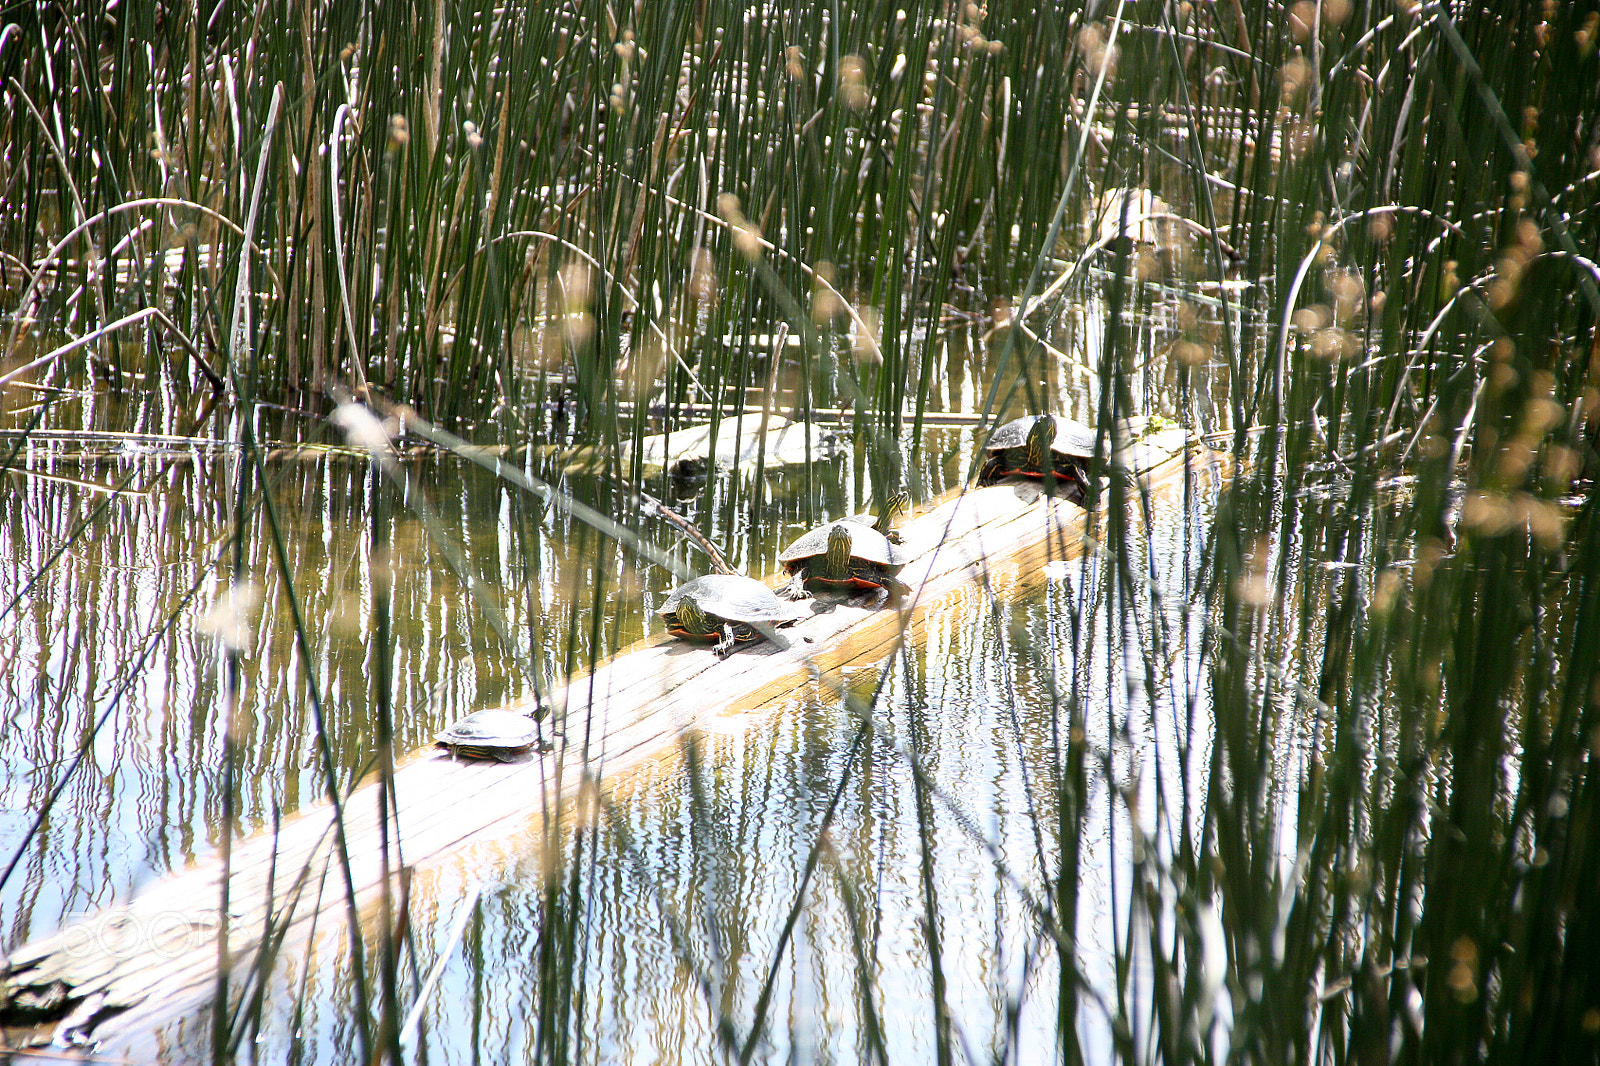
3,0,1599,1061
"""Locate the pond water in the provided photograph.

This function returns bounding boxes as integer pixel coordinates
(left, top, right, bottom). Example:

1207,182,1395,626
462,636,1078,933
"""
1,307,1234,1061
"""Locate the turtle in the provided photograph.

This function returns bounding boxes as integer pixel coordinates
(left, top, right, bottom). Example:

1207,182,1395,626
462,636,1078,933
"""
976,414,1096,503
778,520,909,606
435,709,544,762
843,490,911,544
659,573,808,657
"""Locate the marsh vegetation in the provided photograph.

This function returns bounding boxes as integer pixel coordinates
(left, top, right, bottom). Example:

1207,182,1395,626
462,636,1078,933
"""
2,0,1598,1061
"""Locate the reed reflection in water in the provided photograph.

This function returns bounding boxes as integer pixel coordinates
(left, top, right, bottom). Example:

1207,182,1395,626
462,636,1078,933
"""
124,470,1222,1064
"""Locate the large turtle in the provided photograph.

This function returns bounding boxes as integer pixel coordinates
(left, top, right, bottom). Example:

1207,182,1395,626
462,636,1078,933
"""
976,414,1096,503
659,573,808,657
778,521,909,606
436,709,544,762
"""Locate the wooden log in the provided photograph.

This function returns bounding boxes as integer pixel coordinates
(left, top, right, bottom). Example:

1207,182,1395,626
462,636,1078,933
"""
0,427,1214,1049
558,412,845,476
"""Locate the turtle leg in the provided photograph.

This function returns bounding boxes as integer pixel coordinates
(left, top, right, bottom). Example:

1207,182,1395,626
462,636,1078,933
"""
1066,464,1090,506
844,581,891,608
780,567,811,600
714,623,739,658
976,455,1004,486
859,576,911,607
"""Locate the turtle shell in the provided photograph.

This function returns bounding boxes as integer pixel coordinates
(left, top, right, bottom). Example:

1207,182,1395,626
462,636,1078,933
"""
436,709,541,761
658,574,802,625
984,415,1097,460
779,521,907,570
659,574,806,654
978,415,1096,502
778,522,909,599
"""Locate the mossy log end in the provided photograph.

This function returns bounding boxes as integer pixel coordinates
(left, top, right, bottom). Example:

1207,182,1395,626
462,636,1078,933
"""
0,428,1218,1050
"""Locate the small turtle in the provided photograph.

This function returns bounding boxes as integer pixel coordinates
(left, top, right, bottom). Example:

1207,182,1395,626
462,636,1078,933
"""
976,414,1096,503
659,574,807,657
778,521,909,606
435,709,543,762
843,490,911,544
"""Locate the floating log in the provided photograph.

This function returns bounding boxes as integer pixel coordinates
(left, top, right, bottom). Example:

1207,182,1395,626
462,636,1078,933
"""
0,410,982,470
0,427,1215,1051
558,412,846,476
612,403,987,427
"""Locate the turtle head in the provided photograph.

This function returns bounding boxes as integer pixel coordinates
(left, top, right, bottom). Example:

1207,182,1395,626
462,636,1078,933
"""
675,596,712,637
1026,416,1057,467
825,523,854,576
878,490,911,532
